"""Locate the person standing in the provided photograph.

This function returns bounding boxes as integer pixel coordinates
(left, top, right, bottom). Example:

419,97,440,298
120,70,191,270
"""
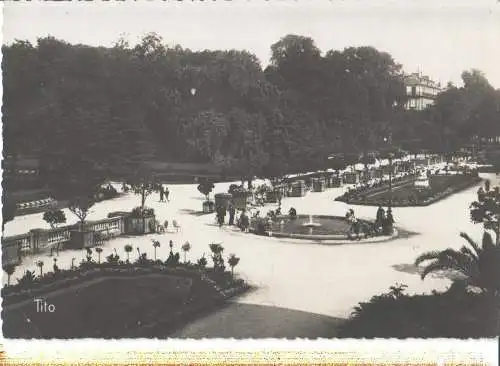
228,204,235,226
165,186,170,202
375,206,385,230
159,185,165,202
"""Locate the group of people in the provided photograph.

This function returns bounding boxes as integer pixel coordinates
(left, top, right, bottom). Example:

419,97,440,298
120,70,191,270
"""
216,204,237,228
159,185,170,202
345,205,395,239
375,205,394,234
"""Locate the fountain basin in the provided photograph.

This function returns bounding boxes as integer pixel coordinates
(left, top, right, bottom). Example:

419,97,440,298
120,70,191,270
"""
248,214,400,242
250,215,360,240
302,215,322,228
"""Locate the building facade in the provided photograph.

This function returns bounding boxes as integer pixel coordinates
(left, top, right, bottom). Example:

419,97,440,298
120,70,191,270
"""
404,73,443,111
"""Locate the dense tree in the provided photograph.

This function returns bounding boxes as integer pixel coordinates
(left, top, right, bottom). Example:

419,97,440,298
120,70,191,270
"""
470,186,500,245
43,209,67,229
2,196,17,232
3,34,497,185
429,69,500,153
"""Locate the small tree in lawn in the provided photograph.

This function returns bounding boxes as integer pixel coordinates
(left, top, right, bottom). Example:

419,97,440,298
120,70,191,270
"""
128,168,160,233
130,180,160,211
209,243,225,272
128,168,160,211
85,248,93,262
50,158,104,229
198,179,215,202
36,260,44,277
124,244,133,263
43,209,67,229
182,241,191,263
470,185,500,245
3,264,16,286
69,195,95,227
228,254,240,277
152,240,161,261
197,254,208,269
95,247,103,264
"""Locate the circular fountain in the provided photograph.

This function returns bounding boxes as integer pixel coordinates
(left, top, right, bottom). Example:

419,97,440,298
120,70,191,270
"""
249,214,399,243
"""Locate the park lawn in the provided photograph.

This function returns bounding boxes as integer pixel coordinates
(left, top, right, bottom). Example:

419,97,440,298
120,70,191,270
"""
2,273,223,338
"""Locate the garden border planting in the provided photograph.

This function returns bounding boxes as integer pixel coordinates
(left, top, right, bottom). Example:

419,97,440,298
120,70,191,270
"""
336,175,482,207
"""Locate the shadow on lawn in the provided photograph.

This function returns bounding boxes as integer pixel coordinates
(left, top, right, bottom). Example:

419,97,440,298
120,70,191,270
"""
179,209,213,217
171,302,346,339
392,263,463,281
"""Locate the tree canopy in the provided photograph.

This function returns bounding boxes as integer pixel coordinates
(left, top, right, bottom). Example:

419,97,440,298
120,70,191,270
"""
3,33,498,184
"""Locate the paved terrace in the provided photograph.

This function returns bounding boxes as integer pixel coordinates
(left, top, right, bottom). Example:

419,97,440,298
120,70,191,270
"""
3,173,496,337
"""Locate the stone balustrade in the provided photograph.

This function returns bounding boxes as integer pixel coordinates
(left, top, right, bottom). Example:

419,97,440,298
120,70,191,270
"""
2,215,128,266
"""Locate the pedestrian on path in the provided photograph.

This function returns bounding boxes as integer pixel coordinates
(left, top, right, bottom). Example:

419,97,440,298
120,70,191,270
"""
228,204,235,226
165,186,170,202
159,186,165,202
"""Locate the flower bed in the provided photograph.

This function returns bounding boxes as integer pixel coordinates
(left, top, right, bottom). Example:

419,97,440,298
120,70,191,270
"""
2,262,250,338
336,174,481,207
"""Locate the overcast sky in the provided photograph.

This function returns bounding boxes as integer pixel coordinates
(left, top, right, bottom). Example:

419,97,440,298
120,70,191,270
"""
2,1,500,87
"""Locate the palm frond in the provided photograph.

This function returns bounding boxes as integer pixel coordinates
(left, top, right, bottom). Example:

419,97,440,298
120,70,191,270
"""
460,232,482,256
414,251,442,266
459,246,479,261
420,260,453,280
437,249,477,277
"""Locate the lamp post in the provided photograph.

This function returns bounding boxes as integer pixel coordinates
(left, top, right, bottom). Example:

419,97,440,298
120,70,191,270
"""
384,134,394,211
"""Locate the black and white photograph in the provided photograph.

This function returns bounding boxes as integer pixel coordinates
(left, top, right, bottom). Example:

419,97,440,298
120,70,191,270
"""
1,0,499,343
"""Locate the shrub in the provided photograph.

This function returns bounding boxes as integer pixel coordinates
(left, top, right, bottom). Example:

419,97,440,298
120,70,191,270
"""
106,253,120,265
289,207,297,219
17,270,37,288
253,217,271,235
197,256,208,269
338,284,499,338
165,252,181,267
130,206,155,218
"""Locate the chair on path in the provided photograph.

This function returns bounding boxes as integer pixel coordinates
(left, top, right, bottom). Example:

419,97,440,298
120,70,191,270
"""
172,220,181,232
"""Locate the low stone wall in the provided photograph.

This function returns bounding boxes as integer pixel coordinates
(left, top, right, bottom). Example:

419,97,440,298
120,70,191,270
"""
2,215,128,266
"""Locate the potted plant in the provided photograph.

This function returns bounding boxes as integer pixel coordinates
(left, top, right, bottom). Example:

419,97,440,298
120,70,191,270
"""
126,207,156,235
198,179,216,213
